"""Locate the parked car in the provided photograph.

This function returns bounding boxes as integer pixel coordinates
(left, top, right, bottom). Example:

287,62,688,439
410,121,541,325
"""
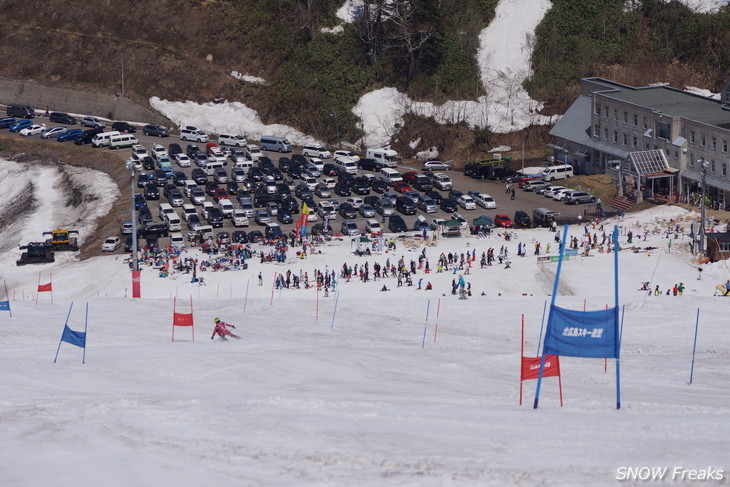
56,128,82,142
564,191,596,204
457,195,477,210
422,160,451,171
338,202,357,219
143,125,169,137
19,124,46,136
439,198,457,212
374,199,395,216
513,210,531,228
494,214,513,228
40,126,67,139
0,117,16,128
334,181,351,197
112,121,136,133
81,117,106,129
9,119,33,132
358,158,385,171
388,215,408,233
471,193,497,209
101,236,121,252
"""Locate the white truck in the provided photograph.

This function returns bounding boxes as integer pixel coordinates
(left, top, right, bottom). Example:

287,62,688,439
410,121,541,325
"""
366,148,399,168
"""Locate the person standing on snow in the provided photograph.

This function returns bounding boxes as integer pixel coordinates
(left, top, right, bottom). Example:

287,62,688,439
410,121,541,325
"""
458,274,467,300
211,317,240,341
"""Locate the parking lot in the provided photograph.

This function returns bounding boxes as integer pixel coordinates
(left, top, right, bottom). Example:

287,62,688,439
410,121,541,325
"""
0,112,590,251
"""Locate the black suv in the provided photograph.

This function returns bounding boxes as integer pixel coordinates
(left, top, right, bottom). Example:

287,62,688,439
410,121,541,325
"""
111,121,136,133
358,158,384,171
388,215,408,233
74,128,103,145
49,112,77,124
514,210,531,228
143,125,169,137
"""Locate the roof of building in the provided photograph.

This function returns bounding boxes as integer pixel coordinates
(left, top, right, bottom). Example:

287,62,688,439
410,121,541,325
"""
549,95,629,159
584,78,730,128
622,150,669,177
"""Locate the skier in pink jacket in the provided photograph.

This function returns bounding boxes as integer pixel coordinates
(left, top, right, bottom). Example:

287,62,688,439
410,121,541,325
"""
211,318,240,341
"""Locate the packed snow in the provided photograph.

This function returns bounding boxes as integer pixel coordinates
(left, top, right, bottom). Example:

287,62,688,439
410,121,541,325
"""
2,155,730,485
321,0,364,33
149,97,323,146
230,71,267,85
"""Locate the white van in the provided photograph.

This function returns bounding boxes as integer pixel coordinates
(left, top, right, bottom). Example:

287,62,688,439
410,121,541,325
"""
234,159,253,171
201,201,215,220
245,144,262,162
218,133,247,147
188,224,213,242
164,212,182,232
181,204,197,221
232,209,249,227
541,164,574,181
180,127,209,143
380,167,403,185
91,131,121,148
109,134,139,149
219,199,234,218
169,232,185,248
366,148,399,168
158,203,175,220
335,158,358,175
205,161,225,176
302,144,331,159
260,136,292,153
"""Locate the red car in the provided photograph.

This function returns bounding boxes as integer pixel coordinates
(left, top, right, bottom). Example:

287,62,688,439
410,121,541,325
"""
392,181,412,193
401,171,418,184
212,187,230,202
494,214,513,228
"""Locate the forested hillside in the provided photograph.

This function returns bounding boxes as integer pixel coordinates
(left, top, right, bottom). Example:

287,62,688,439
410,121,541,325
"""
0,0,728,153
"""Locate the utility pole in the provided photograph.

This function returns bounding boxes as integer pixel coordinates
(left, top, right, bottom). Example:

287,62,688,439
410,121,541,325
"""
125,159,140,297
699,158,708,256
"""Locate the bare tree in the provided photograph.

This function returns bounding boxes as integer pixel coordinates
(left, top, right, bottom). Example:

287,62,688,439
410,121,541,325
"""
361,0,388,65
387,0,436,85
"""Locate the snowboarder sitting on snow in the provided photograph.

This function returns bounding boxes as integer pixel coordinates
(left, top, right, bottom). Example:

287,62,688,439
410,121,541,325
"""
211,317,240,341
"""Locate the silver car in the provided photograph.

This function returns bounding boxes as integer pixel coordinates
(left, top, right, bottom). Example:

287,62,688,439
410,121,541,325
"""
359,204,376,218
375,199,395,216
190,187,206,205
40,126,68,139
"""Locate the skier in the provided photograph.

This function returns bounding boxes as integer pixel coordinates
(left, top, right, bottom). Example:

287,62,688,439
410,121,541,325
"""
458,274,467,300
211,317,240,341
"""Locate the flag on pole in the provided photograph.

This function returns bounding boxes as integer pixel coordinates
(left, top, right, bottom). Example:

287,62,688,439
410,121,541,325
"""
38,282,53,292
54,303,88,364
61,324,87,348
299,202,310,237
521,355,560,380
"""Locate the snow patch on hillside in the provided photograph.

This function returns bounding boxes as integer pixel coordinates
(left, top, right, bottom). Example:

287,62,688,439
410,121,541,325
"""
150,97,324,146
353,0,554,147
230,71,266,85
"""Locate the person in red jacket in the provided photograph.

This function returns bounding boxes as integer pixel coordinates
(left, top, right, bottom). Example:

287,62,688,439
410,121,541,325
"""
211,317,240,341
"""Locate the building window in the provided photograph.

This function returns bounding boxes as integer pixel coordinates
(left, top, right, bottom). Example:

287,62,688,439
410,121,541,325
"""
645,141,650,149
604,127,608,140
656,121,671,140
723,139,728,153
605,105,609,118
711,160,715,173
623,111,628,123
674,151,679,159
633,114,638,126
723,163,727,177
633,136,638,148
690,130,695,144
594,124,600,137
689,153,694,167
643,117,648,129
712,136,717,150
614,108,618,121
613,130,618,143
595,101,601,115
701,133,706,147
623,133,628,146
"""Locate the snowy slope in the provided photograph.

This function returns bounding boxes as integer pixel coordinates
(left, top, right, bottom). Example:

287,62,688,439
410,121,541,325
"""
1,157,729,485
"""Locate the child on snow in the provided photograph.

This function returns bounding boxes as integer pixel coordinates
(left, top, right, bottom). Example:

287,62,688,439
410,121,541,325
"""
211,318,240,341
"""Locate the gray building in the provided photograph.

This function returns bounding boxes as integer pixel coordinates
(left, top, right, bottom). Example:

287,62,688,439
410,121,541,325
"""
550,77,730,209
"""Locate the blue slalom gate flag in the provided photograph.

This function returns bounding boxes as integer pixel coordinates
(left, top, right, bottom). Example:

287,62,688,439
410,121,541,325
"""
543,305,619,359
61,324,86,349
0,300,10,311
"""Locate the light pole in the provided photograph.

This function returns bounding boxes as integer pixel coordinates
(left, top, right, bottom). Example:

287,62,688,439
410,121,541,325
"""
125,159,141,298
330,113,341,149
699,158,708,256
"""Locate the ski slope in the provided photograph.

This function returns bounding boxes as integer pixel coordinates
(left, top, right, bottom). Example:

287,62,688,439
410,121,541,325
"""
1,157,729,485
